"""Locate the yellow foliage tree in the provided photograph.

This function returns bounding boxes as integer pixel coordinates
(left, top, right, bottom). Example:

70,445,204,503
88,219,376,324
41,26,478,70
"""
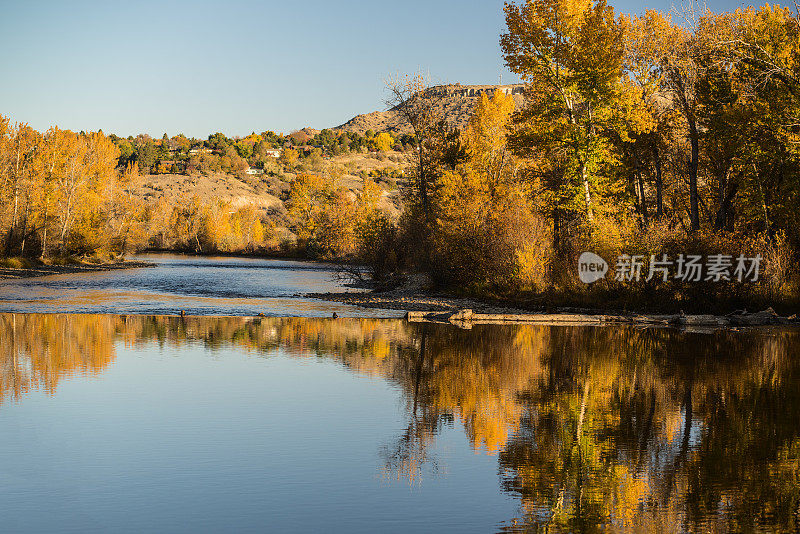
286,173,332,242
373,132,394,152
278,147,299,170
430,89,551,290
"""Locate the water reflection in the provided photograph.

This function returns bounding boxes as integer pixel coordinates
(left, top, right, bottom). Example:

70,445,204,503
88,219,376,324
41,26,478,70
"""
0,314,117,401
1,314,798,533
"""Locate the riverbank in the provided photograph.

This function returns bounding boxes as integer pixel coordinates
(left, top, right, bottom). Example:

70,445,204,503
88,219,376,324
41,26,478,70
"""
0,259,155,279
308,284,800,328
139,247,347,264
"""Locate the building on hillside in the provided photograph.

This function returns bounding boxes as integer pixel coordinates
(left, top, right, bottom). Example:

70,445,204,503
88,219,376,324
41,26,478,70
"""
264,148,282,158
245,166,264,175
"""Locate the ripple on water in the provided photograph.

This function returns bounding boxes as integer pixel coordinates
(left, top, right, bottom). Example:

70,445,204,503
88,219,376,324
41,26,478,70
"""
0,254,401,317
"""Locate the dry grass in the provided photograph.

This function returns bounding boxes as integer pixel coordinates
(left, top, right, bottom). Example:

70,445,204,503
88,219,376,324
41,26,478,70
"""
131,172,284,211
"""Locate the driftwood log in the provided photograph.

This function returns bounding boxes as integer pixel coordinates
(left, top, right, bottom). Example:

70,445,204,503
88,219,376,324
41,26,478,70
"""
406,308,798,328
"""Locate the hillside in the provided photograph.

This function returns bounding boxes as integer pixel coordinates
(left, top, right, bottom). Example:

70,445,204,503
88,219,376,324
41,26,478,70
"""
131,150,407,232
334,83,525,135
132,172,285,212
127,84,527,243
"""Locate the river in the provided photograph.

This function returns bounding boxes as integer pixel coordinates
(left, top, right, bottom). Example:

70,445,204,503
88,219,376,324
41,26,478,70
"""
0,254,402,317
0,257,798,533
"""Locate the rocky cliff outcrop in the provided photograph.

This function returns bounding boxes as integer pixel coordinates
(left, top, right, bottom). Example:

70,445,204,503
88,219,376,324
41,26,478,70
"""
334,84,525,135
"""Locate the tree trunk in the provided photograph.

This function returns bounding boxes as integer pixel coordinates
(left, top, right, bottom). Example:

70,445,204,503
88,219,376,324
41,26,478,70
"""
637,171,649,226
59,190,74,257
653,145,663,220
688,120,700,231
713,168,738,231
12,143,22,229
6,166,21,256
20,202,29,256
40,198,49,260
580,162,594,221
12,183,19,229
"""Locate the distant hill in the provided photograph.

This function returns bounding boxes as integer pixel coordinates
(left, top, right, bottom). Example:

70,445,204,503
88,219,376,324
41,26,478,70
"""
130,150,408,237
333,84,526,135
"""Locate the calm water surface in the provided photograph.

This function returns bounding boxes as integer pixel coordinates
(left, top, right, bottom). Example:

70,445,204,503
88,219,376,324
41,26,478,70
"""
1,315,799,533
0,254,400,317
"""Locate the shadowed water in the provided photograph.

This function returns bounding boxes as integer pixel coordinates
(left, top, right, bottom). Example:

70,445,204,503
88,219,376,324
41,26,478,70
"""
1,314,798,533
0,254,399,317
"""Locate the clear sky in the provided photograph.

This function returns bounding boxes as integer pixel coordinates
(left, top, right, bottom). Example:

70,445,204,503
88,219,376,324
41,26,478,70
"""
0,0,789,138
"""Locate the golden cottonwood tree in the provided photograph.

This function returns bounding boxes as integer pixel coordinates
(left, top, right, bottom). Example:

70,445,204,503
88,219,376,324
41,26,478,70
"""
502,0,626,223
0,120,147,259
373,132,394,152
619,10,677,224
657,10,707,232
286,173,333,242
431,90,551,290
0,121,40,256
34,127,68,258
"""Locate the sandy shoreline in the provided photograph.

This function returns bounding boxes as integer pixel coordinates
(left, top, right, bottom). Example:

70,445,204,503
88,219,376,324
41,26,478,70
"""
0,260,155,280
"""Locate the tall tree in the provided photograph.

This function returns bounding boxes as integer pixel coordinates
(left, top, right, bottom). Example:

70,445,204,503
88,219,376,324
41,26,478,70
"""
657,6,706,231
385,73,463,222
502,0,626,224
621,10,676,223
0,122,40,255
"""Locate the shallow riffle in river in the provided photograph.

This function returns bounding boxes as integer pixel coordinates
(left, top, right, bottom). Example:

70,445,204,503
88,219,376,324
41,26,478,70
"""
0,254,402,317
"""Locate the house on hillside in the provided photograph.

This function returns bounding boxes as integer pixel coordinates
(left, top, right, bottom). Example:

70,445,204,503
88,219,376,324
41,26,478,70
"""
264,148,282,158
245,166,264,175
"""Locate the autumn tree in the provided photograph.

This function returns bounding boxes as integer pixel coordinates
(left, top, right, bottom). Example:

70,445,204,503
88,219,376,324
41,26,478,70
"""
707,5,800,238
31,127,66,258
620,10,678,223
502,0,626,225
386,73,463,222
104,162,148,256
654,4,714,232
0,122,40,256
286,173,333,243
372,132,394,152
430,90,551,289
278,147,299,170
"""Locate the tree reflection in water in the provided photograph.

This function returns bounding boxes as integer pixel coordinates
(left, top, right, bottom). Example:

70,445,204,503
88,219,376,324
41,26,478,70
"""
1,313,798,532
0,314,118,402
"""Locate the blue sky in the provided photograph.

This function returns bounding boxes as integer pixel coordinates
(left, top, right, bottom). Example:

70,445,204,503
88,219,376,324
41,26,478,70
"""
0,0,789,138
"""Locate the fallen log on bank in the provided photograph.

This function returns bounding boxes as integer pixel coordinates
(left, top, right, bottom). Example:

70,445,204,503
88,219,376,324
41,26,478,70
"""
406,308,799,329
